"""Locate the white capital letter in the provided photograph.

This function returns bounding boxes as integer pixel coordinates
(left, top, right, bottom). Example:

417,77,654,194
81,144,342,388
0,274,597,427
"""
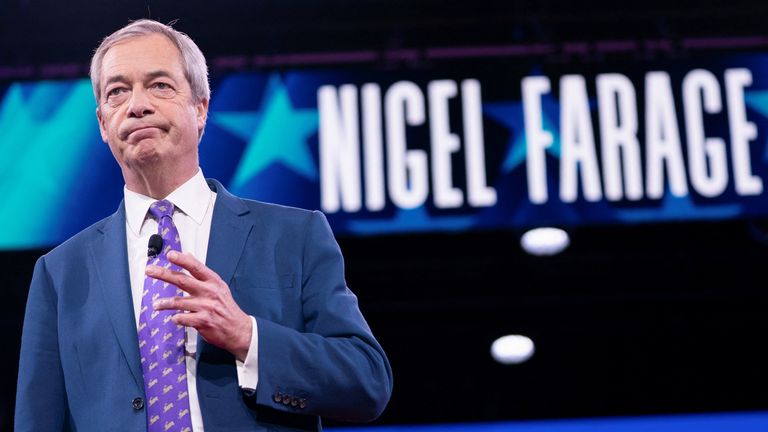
428,80,463,209
462,79,497,207
522,76,553,204
361,84,386,211
725,68,762,196
682,69,728,198
596,73,643,201
385,81,429,209
318,84,362,213
645,72,688,199
560,75,602,202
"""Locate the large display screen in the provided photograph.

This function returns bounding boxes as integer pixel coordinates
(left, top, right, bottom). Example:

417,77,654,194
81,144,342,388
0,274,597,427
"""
3,53,768,248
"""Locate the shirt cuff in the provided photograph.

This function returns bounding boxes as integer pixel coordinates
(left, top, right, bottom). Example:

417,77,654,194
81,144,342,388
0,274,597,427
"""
236,316,259,393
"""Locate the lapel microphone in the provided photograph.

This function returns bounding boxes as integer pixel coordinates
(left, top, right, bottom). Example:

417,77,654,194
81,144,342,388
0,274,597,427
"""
147,234,163,258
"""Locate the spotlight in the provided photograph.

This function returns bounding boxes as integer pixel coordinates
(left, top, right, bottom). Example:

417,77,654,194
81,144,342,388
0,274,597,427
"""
520,227,570,256
490,334,535,365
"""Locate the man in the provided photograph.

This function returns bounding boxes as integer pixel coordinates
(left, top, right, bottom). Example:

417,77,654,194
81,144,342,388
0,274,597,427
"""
15,18,392,431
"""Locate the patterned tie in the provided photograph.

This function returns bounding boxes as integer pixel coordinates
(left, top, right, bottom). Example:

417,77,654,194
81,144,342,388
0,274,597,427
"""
138,200,193,432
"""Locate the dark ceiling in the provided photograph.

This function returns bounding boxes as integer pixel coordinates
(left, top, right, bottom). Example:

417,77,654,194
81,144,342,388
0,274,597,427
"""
3,0,768,66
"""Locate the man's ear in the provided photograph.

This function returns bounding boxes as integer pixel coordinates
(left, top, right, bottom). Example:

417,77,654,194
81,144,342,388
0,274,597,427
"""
196,98,209,137
197,98,208,128
96,106,108,143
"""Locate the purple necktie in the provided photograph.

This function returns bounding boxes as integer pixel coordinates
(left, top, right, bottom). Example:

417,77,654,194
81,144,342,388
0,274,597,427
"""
138,200,193,432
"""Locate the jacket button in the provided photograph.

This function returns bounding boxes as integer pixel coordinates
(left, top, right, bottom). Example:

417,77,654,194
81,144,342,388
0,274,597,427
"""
298,398,307,409
132,397,144,410
273,393,282,403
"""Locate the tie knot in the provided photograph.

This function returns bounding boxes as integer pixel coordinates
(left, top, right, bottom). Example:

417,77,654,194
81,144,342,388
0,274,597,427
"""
148,199,174,220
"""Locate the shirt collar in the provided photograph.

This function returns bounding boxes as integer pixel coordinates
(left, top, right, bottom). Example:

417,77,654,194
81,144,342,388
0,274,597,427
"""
124,168,212,236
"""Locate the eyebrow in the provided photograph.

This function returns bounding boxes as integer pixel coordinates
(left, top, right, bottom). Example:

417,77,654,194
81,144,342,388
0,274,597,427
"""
145,70,176,82
102,70,177,90
102,74,129,90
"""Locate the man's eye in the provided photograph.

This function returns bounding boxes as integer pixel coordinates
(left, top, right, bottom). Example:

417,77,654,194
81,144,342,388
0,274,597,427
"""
150,82,177,98
107,87,125,96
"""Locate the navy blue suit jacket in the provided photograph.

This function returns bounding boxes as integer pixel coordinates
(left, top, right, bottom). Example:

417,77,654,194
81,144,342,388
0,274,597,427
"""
15,179,392,431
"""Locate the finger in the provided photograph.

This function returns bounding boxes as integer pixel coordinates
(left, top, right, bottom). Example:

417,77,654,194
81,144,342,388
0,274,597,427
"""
167,251,219,282
146,264,204,296
153,296,203,313
171,310,209,330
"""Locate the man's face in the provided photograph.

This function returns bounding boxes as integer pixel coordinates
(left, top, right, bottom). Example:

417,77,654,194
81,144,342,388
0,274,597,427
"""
96,33,207,174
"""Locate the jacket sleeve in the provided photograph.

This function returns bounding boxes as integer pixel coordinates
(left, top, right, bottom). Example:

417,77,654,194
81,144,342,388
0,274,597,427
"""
15,256,69,431
252,210,393,422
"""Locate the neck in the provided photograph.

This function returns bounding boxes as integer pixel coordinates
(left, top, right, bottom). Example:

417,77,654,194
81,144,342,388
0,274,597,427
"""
123,162,198,199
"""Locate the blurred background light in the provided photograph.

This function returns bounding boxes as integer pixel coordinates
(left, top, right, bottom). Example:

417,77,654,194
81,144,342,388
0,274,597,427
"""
491,334,535,365
520,227,570,256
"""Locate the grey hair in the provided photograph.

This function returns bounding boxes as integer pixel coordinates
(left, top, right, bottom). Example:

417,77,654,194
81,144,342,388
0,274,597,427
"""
89,19,210,105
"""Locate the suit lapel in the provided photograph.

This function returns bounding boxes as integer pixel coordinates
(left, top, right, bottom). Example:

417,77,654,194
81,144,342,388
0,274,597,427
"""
90,202,143,390
204,179,253,287
199,179,254,360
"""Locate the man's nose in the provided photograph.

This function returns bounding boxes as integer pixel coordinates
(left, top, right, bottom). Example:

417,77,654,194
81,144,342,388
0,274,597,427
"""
127,88,155,118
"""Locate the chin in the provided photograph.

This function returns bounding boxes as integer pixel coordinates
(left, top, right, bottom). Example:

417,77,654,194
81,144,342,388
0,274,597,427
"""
126,144,163,167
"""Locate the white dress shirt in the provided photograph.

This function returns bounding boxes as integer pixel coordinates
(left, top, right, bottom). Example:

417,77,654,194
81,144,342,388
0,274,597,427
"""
123,168,259,431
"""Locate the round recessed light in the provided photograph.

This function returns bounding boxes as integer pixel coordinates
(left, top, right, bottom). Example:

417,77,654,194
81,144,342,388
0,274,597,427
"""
491,334,535,365
520,227,570,256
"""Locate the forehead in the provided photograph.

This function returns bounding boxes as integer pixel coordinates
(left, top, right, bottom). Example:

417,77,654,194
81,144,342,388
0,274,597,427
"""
100,33,184,84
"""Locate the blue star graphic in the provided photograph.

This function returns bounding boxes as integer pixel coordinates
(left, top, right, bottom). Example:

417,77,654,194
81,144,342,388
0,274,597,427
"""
484,95,563,174
211,73,319,189
210,111,262,141
0,80,102,247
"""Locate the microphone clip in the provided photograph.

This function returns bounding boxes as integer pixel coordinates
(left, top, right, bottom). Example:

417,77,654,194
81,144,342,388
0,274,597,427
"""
147,234,163,258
